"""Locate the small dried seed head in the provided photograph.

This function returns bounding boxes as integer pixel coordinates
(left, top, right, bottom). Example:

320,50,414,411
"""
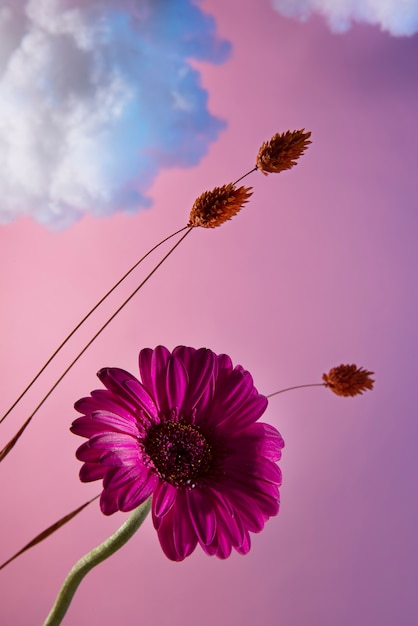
322,364,375,397
188,183,253,228
256,129,312,175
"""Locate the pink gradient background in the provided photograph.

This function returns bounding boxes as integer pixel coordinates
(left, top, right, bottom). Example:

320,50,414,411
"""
1,2,417,624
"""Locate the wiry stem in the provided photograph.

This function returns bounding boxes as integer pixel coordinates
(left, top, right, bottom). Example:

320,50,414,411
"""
0,226,187,426
43,499,151,626
1,164,256,427
233,167,258,185
0,159,265,460
267,383,325,398
0,495,100,571
0,228,193,463
1,163,259,432
0,382,327,568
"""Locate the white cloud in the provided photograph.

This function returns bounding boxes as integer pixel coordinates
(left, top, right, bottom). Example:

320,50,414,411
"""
272,0,418,36
0,0,230,228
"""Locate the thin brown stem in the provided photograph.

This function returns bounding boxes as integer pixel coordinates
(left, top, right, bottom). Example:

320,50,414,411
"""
1,164,259,428
0,228,194,463
0,494,100,571
0,158,262,456
0,226,188,426
267,383,325,398
233,167,258,185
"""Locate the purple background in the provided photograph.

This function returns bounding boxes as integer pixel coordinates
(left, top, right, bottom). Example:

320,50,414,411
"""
1,2,417,624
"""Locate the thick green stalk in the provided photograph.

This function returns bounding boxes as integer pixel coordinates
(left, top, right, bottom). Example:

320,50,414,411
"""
43,498,151,626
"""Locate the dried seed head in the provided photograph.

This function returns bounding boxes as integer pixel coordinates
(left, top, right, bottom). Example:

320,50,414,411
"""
256,129,312,175
322,364,375,398
188,183,253,228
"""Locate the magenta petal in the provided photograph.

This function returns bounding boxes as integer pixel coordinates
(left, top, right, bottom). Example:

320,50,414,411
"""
220,470,280,518
74,395,106,415
118,472,159,512
209,370,253,425
246,422,285,460
122,379,159,421
138,346,171,413
153,482,177,518
224,454,282,485
88,432,138,452
103,463,148,491
98,368,158,420
235,531,251,555
224,394,269,430
137,348,154,390
71,416,104,438
205,488,246,551
82,433,139,466
265,424,286,458
209,488,244,530
235,470,280,498
171,345,196,367
76,442,102,463
79,462,107,482
166,356,188,411
206,486,235,517
71,411,139,439
97,367,138,389
193,384,214,422
186,489,217,546
97,368,142,408
172,490,198,560
100,489,120,515
214,353,233,379
75,390,133,417
229,423,284,462
93,411,138,434
223,508,246,549
156,490,198,561
181,348,216,414
90,390,141,422
253,456,283,484
222,488,266,533
99,447,140,467
211,517,233,559
155,508,178,561
152,504,163,531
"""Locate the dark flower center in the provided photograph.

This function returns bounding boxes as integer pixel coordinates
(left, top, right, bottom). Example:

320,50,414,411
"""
144,421,213,487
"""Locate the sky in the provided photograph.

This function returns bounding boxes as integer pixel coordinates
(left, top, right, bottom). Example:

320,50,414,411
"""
0,1,417,625
0,0,230,227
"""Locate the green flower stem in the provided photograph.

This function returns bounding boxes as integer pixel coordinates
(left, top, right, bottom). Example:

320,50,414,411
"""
43,498,152,626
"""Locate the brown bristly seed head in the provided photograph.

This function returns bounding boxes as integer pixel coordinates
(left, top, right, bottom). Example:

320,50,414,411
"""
187,183,253,229
322,364,375,398
256,129,312,175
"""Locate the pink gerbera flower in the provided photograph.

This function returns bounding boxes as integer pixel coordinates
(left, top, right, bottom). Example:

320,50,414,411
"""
71,346,284,561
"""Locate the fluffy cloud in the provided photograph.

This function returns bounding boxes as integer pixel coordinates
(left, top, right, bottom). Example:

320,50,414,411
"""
272,0,418,36
0,0,230,228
